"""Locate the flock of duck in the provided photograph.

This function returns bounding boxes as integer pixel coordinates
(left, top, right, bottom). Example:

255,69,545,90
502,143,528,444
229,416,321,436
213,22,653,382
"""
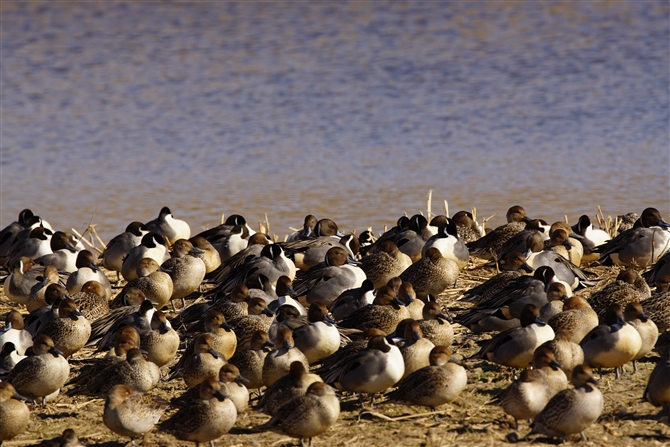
0,204,669,446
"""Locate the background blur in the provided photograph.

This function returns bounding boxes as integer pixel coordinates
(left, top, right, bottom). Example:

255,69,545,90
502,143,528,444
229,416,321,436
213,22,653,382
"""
2,1,668,241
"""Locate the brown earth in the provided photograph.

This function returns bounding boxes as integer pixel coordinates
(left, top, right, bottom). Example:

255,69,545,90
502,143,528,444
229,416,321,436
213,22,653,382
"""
1,262,669,447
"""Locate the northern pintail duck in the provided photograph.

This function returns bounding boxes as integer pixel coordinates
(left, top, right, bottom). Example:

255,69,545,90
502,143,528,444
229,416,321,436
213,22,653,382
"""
531,346,568,397
92,299,155,350
228,297,274,352
209,224,250,262
399,247,459,295
180,333,226,389
548,296,598,344
398,281,424,320
34,230,79,272
338,285,408,335
0,209,40,263
189,236,222,274
641,289,670,331
360,240,412,289
146,206,191,245
117,257,174,309
103,384,167,447
422,218,469,269
452,210,485,243
194,213,255,244
257,360,323,416
644,356,670,414
34,428,86,447
580,303,642,378
140,310,179,367
595,208,670,267
571,214,610,264
291,246,364,306
121,233,170,281
495,230,544,270
538,328,584,377
329,279,376,321
173,310,237,373
66,250,112,300
398,319,435,380
34,297,91,358
0,310,33,355
69,280,109,321
69,348,161,396
494,369,550,430
172,363,250,414
99,221,149,281
623,301,659,371
281,233,359,272
385,345,467,414
545,224,584,267
459,253,533,306
251,381,340,447
5,226,53,267
417,301,454,346
539,282,569,322
9,334,70,405
291,303,341,364
205,232,271,284
470,304,554,369
0,382,30,444
24,283,66,336
162,239,206,309
467,205,531,261
263,328,309,387
25,264,60,312
643,251,670,290
529,365,603,442
287,214,318,241
313,328,387,374
4,257,44,305
227,329,273,390
160,377,237,446
0,342,26,374
321,335,404,406
587,269,650,322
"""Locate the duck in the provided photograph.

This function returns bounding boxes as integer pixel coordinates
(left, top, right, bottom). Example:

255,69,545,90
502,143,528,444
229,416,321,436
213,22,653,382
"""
160,378,237,446
8,334,70,405
227,330,274,390
385,346,467,414
205,232,272,285
34,297,91,358
180,333,226,389
99,221,149,282
644,356,670,414
228,298,274,352
69,280,109,321
194,214,255,248
452,210,485,243
398,319,435,380
171,363,250,414
544,224,584,267
360,240,412,289
532,346,568,397
459,253,534,306
538,282,569,322
494,368,550,430
548,296,599,344
338,285,408,335
161,239,206,309
5,226,53,267
570,214,610,264
213,224,250,261
24,283,67,336
396,281,424,320
32,428,86,447
281,233,359,272
470,304,555,369
421,218,469,269
117,257,174,309
467,205,531,261
34,230,79,272
0,310,33,355
623,302,659,372
580,303,642,379
25,264,61,312
289,303,341,364
103,384,167,447
0,208,41,264
641,289,670,331
257,360,323,416
65,250,112,300
494,230,544,270
189,236,222,274
140,310,180,367
528,365,603,442
251,381,339,447
91,299,156,351
538,328,584,377
4,257,45,305
121,233,170,281
291,246,364,307
263,328,309,387
313,328,387,374
0,342,26,374
287,214,318,241
69,348,161,397
417,301,454,347
399,247,459,295
145,206,191,245
0,382,30,444
587,269,650,322
321,335,404,407
328,279,375,321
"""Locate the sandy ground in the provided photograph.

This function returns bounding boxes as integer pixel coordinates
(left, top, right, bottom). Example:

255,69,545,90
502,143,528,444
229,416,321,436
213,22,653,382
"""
1,262,669,447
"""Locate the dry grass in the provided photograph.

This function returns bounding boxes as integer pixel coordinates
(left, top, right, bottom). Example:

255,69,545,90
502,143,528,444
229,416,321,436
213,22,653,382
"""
1,261,669,447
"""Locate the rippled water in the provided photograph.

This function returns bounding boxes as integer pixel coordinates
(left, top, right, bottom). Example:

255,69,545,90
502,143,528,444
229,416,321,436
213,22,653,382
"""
2,1,668,242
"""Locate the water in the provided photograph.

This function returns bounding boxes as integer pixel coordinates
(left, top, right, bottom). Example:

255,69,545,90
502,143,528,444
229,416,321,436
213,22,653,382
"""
2,1,669,242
